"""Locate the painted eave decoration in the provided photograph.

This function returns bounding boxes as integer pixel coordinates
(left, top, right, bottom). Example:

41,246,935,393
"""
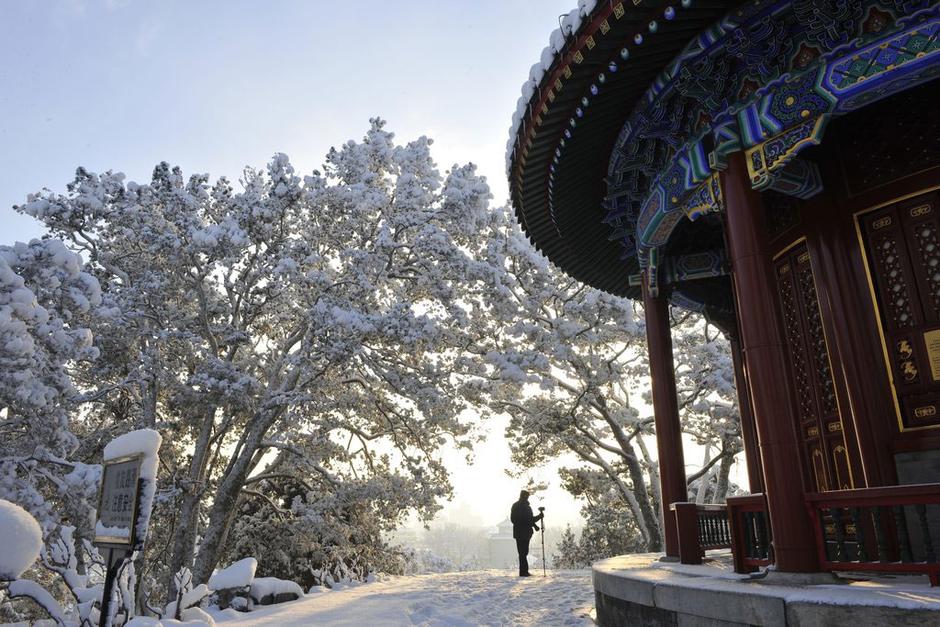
506,0,940,309
506,0,743,300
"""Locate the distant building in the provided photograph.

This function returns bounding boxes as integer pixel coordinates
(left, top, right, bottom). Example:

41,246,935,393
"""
487,519,516,569
488,518,543,569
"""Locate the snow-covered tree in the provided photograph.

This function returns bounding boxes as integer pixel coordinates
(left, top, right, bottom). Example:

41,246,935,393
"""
469,209,662,549
3,117,742,611
15,119,496,599
0,239,102,536
671,313,743,504
220,461,430,588
552,467,646,569
473,209,742,552
553,526,582,569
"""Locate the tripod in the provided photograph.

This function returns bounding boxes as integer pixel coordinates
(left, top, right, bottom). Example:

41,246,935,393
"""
538,506,546,577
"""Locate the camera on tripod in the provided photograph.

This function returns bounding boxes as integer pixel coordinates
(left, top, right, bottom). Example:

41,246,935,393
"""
538,506,545,512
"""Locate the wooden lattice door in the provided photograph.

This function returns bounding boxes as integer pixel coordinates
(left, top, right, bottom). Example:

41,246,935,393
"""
858,189,940,432
774,241,858,491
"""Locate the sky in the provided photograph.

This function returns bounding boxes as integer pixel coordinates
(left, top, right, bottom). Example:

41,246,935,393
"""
0,0,748,531
0,0,576,242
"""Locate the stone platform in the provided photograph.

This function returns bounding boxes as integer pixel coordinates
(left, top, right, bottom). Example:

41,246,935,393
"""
593,551,940,626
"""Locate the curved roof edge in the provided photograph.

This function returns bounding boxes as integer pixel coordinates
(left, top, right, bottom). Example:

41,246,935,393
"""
505,0,739,298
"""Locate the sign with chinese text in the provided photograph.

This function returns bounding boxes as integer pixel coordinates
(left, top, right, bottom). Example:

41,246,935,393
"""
93,455,142,547
925,329,940,382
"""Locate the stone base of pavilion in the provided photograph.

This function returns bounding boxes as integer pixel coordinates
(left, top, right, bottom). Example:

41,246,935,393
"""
593,550,940,626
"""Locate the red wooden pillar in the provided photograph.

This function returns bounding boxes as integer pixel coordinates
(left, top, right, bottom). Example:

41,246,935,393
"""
729,334,764,493
720,151,820,572
642,279,688,558
672,502,703,565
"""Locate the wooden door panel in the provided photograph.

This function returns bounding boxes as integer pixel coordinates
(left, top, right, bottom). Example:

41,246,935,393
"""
859,191,940,431
774,240,859,490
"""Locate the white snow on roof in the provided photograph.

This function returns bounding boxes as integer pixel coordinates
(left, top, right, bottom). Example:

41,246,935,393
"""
505,0,599,177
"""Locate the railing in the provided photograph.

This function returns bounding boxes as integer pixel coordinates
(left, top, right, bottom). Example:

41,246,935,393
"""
805,483,940,586
671,502,731,565
727,494,773,573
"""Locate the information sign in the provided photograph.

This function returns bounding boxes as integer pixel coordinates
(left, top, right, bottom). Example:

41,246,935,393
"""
93,454,142,547
924,329,940,382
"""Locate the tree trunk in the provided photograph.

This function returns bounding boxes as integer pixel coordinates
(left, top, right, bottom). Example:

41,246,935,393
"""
714,447,735,503
192,344,307,583
168,493,201,591
191,406,284,583
591,401,664,551
636,435,663,535
622,451,663,551
168,409,217,594
139,340,159,428
696,446,713,504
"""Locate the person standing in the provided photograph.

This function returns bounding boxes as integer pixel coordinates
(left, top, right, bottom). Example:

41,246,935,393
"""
510,489,544,577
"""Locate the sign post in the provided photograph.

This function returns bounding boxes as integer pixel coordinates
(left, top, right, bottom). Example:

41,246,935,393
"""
93,454,143,627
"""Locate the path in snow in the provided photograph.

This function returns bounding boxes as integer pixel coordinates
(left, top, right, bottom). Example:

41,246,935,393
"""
212,569,595,626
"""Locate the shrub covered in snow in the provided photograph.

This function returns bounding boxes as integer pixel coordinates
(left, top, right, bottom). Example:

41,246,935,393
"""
552,472,645,569
164,568,212,622
207,558,256,591
220,469,426,589
0,501,71,625
402,548,456,575
206,558,256,611
0,499,43,580
248,577,304,605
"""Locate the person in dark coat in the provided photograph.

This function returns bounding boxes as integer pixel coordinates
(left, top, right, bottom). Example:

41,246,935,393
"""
510,489,544,577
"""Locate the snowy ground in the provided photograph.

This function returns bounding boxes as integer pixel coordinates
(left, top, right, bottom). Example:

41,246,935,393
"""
211,570,594,626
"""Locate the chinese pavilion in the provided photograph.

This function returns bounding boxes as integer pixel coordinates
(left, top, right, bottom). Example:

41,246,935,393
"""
507,0,940,621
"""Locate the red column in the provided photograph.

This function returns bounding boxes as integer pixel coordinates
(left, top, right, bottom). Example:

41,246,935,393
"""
642,280,688,558
720,151,819,572
729,334,764,493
